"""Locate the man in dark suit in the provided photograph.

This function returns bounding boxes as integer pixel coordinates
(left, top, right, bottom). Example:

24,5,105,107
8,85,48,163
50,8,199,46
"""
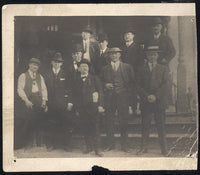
146,17,176,66
100,48,136,152
44,52,73,151
121,28,144,75
93,33,110,76
136,45,169,156
72,59,104,156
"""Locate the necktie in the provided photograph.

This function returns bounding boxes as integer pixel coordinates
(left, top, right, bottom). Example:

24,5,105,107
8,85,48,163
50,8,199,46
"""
100,50,103,56
113,63,117,71
32,72,36,85
84,42,87,53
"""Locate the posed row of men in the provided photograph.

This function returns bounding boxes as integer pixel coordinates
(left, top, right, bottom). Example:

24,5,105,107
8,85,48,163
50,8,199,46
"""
15,17,176,157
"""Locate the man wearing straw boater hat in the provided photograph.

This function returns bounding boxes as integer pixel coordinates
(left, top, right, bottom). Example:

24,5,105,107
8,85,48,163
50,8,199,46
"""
100,47,136,152
136,45,169,156
16,57,48,149
44,52,73,151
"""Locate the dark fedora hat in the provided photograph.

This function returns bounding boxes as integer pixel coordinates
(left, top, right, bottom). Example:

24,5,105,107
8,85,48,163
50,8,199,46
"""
124,27,136,34
52,52,64,62
29,57,41,65
82,25,93,34
77,59,91,67
152,17,163,25
145,45,162,53
72,44,83,53
98,33,109,42
107,47,122,53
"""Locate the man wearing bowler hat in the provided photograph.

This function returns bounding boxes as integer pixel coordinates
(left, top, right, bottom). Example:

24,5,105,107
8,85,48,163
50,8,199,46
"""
44,52,73,151
16,57,48,149
93,33,110,76
136,45,169,156
100,47,136,152
121,27,144,74
81,25,99,64
72,59,104,156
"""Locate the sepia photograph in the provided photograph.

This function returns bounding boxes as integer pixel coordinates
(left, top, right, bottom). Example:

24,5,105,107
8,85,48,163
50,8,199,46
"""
2,3,198,171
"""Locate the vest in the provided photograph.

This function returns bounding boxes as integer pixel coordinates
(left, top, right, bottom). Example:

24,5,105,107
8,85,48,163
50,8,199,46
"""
113,67,126,94
24,71,42,100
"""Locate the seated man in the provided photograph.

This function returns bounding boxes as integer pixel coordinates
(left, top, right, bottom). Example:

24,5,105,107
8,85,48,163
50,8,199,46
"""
16,58,48,149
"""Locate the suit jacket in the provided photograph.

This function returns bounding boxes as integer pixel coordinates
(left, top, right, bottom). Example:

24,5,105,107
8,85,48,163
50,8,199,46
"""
44,68,71,111
100,61,136,107
72,73,104,114
146,34,176,65
121,42,144,73
93,47,110,76
136,63,169,109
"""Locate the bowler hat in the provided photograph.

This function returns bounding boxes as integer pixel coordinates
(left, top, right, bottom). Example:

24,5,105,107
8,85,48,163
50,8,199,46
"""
145,45,162,53
107,47,122,53
124,27,136,34
77,59,91,67
98,33,109,42
29,58,40,65
72,44,83,53
82,25,93,34
52,52,64,62
152,17,163,25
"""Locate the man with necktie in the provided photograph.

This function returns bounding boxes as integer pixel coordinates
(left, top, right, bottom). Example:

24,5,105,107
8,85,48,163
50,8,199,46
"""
44,52,73,151
136,45,169,156
15,58,48,149
100,48,136,152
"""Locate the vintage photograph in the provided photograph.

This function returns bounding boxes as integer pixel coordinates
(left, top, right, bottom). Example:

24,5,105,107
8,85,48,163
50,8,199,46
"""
2,4,198,171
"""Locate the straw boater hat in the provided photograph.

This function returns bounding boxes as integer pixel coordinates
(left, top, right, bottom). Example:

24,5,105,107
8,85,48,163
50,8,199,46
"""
29,58,41,65
52,52,64,62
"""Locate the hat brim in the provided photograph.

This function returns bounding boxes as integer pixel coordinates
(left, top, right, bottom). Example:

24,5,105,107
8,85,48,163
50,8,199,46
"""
52,58,64,62
145,50,162,53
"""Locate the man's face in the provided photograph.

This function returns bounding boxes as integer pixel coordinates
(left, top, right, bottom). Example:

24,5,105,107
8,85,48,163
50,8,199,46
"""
29,63,39,72
72,52,82,63
82,31,91,40
110,52,121,62
79,63,89,75
152,24,162,34
51,60,63,70
124,32,134,42
146,52,159,63
99,40,108,50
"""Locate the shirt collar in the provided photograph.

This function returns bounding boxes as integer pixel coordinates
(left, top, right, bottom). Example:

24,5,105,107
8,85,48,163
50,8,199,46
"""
52,67,60,74
126,41,133,47
28,69,36,78
100,47,107,53
154,32,161,39
111,60,120,66
81,73,88,78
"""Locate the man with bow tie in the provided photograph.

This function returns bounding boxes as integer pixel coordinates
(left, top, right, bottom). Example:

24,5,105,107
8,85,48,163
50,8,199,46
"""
136,45,169,156
72,59,104,156
16,58,48,149
100,48,136,152
44,52,73,151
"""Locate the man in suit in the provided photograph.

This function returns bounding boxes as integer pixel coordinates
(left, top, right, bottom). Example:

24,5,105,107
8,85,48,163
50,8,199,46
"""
93,33,110,76
81,25,99,65
136,45,169,156
16,58,48,149
72,59,104,156
121,28,144,75
100,48,136,152
44,52,73,151
146,17,176,66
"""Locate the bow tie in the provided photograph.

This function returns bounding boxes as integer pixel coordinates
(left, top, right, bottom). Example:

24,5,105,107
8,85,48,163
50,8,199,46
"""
81,76,87,79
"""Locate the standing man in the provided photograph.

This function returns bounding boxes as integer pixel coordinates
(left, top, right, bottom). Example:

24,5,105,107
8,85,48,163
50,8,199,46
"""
146,17,176,66
72,59,104,156
93,33,110,76
136,45,169,156
121,28,144,74
44,52,73,151
16,58,48,149
101,48,136,152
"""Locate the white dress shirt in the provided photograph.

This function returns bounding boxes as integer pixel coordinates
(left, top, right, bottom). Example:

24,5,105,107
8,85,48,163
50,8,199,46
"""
100,47,107,56
52,67,60,76
17,70,48,102
73,61,78,71
83,39,90,61
154,32,161,40
81,73,88,82
125,41,133,47
111,61,120,71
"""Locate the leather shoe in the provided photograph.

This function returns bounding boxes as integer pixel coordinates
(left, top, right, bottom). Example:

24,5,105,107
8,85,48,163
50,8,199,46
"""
136,148,148,155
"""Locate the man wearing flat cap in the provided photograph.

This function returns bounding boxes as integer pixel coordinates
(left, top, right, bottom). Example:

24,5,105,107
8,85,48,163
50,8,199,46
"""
93,33,110,76
121,27,144,75
80,25,99,65
71,59,104,156
15,57,48,149
100,48,136,152
136,45,169,156
44,52,73,151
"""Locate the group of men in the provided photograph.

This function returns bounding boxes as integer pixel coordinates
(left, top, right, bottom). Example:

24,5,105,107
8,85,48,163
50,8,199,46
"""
15,17,176,157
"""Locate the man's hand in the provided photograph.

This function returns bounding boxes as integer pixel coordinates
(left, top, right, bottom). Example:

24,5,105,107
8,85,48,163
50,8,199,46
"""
98,106,105,113
25,100,33,109
92,92,99,103
41,100,47,108
67,103,73,111
129,106,133,115
105,83,114,90
147,95,156,103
